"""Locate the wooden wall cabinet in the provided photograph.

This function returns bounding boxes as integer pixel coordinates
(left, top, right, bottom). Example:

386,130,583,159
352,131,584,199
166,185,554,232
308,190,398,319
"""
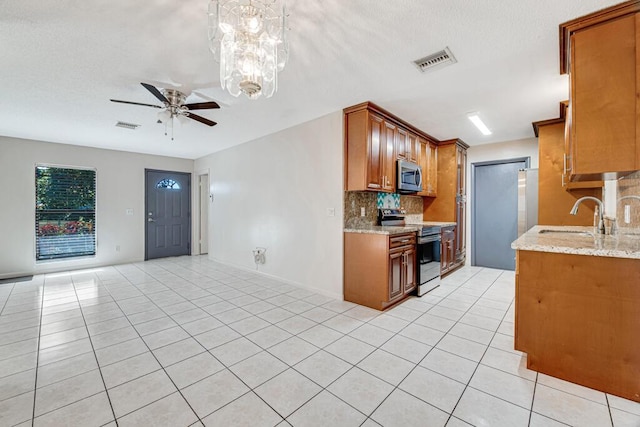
345,108,395,192
417,137,437,197
345,102,439,194
533,107,603,225
423,139,468,275
560,4,640,181
344,232,416,310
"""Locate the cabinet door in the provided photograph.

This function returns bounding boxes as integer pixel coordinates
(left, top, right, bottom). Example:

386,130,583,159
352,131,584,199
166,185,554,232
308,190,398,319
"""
366,113,385,191
403,247,417,294
424,141,437,196
395,127,408,159
383,121,396,192
417,139,429,196
407,133,418,163
570,14,637,178
389,250,404,301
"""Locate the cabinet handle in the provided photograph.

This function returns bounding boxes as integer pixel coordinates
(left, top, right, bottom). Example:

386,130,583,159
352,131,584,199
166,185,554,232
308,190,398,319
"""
563,153,567,175
400,239,410,243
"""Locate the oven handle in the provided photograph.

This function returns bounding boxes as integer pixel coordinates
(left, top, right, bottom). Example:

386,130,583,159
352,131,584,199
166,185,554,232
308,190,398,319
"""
418,235,441,244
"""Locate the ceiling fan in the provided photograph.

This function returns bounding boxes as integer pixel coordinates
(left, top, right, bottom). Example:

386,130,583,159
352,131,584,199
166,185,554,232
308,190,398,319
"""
110,82,220,127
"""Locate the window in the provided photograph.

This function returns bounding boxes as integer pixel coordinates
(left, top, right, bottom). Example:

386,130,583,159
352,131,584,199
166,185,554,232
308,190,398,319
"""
156,178,181,189
35,166,96,261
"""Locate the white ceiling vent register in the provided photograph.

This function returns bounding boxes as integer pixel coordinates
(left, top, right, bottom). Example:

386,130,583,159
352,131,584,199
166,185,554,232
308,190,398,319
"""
413,47,457,73
115,121,140,130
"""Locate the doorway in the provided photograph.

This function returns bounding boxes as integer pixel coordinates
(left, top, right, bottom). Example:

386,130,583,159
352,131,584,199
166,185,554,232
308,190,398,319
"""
471,158,529,270
198,174,209,255
145,169,191,260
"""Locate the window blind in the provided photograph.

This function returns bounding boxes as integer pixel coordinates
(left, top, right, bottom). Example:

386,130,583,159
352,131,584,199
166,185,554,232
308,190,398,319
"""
35,166,96,261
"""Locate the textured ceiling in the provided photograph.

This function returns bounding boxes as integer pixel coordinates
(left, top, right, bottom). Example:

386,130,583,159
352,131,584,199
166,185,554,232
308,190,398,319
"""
0,0,623,159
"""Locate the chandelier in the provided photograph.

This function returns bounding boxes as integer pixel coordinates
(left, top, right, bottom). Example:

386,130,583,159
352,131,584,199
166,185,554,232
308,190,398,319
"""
208,0,289,100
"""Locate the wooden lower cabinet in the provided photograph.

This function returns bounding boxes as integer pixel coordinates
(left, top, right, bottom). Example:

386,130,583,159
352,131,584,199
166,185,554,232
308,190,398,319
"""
515,250,640,402
440,226,456,276
344,232,416,310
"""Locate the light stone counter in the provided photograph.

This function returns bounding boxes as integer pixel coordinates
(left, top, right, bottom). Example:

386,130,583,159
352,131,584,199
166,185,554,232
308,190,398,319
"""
344,225,419,235
511,225,640,259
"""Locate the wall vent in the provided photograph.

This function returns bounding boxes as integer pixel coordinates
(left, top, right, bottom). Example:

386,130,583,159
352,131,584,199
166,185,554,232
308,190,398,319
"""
115,121,140,130
413,47,457,73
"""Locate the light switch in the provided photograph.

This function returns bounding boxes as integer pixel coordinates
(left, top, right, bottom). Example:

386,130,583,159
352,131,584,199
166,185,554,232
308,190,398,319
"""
126,209,134,216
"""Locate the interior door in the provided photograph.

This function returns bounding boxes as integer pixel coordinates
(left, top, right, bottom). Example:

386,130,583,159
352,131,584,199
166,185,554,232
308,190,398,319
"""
145,170,191,260
472,159,527,270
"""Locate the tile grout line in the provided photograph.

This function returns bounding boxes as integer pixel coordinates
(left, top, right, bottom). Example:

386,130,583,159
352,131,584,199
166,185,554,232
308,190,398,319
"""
68,273,121,427
30,277,45,427
528,371,538,427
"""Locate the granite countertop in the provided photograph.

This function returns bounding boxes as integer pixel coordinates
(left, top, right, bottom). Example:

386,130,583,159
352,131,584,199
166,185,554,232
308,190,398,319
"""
511,225,640,259
407,221,457,227
344,225,419,235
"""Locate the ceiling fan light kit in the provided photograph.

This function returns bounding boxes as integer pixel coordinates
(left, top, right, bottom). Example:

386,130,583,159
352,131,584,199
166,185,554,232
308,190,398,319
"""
208,0,289,100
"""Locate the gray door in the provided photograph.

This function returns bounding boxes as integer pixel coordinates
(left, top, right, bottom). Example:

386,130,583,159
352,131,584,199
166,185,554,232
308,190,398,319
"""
145,170,191,260
472,159,527,270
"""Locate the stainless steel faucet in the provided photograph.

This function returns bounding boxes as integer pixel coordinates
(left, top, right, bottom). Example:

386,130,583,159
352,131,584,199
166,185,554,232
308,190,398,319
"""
570,196,605,234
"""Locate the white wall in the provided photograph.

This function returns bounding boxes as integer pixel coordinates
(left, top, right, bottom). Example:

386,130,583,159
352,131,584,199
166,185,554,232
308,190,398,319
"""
0,136,193,278
466,137,539,264
195,111,344,299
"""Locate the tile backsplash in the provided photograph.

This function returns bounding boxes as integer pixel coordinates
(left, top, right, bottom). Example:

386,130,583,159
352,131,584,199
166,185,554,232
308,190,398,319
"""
617,171,640,228
344,191,423,228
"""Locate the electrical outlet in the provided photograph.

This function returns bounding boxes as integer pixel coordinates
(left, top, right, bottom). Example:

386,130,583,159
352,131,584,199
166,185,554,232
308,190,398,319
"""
326,208,335,217
125,209,134,216
625,205,631,224
360,207,366,217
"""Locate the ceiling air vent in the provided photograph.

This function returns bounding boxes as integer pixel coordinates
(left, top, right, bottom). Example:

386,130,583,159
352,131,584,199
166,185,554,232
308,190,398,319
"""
115,121,140,130
413,47,457,73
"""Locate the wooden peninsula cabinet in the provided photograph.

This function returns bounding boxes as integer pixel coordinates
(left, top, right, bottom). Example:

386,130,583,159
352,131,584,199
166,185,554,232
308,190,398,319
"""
344,231,416,310
560,2,640,181
440,225,456,275
344,102,439,194
515,248,640,402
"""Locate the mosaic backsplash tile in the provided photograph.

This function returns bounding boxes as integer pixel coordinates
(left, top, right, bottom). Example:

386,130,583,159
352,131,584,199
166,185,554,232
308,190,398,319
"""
344,191,424,228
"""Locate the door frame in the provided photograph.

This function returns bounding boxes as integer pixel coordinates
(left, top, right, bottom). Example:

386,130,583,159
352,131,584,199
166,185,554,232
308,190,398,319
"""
197,170,210,255
470,157,530,266
144,169,192,261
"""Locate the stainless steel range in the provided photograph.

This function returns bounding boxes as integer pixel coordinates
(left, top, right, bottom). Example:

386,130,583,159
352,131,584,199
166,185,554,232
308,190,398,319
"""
377,209,441,296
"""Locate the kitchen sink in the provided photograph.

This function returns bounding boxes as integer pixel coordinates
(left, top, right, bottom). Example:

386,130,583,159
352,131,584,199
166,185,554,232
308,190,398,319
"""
537,229,594,237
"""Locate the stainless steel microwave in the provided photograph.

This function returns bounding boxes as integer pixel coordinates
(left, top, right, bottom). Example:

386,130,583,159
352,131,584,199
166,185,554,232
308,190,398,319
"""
397,160,422,193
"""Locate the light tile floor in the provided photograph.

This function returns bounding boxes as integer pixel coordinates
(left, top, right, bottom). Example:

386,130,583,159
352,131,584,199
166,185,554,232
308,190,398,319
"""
0,256,638,427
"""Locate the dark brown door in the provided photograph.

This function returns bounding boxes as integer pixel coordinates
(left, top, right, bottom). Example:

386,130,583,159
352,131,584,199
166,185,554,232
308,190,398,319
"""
367,113,384,191
389,250,403,300
403,247,416,294
145,170,191,260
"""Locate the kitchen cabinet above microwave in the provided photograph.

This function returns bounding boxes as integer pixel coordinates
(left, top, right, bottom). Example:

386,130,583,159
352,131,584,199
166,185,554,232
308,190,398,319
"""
559,2,640,181
344,102,438,195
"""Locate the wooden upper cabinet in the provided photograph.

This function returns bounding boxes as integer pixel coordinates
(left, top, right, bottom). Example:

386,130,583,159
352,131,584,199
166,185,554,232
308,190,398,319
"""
345,108,394,193
417,137,437,197
395,127,408,159
344,102,441,194
560,5,640,181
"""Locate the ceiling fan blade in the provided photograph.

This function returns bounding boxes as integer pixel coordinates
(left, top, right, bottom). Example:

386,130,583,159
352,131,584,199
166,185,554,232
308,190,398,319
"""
110,99,163,109
183,101,221,110
186,113,217,127
141,82,169,104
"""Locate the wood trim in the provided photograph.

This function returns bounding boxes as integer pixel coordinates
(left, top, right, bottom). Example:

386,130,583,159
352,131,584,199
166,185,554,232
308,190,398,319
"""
344,101,441,145
532,101,569,137
559,0,640,74
439,138,470,150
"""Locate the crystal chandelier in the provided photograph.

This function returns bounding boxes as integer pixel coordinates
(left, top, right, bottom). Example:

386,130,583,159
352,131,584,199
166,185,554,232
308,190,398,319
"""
208,0,289,100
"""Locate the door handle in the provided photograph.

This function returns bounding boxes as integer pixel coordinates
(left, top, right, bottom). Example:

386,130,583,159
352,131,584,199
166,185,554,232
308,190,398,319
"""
147,218,156,222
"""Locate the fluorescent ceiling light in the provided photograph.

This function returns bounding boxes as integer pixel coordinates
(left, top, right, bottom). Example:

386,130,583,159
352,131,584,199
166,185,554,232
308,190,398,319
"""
468,113,492,136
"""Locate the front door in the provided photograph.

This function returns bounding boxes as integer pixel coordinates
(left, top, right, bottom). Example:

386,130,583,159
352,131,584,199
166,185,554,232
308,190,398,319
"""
145,169,191,260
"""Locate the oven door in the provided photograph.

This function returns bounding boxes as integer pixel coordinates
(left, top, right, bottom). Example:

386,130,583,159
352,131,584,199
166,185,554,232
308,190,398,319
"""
417,234,441,286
